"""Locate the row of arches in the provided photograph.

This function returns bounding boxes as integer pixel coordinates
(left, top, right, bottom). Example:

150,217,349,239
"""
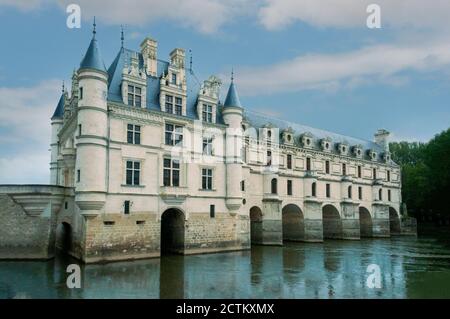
55,205,402,257
251,204,401,243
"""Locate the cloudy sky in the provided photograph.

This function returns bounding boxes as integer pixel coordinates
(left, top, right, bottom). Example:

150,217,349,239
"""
1,0,450,183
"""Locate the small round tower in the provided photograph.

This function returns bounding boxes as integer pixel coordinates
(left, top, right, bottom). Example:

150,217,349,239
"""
222,73,244,213
74,21,109,217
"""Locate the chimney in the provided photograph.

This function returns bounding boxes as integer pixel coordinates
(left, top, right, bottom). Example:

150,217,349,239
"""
374,129,390,151
170,48,185,69
140,37,158,76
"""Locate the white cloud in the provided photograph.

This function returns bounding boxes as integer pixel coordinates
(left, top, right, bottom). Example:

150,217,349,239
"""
234,42,450,95
0,80,61,184
0,0,47,11
258,0,450,31
56,0,255,34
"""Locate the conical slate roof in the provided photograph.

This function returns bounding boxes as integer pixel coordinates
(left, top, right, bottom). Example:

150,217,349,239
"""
224,81,242,108
80,37,106,72
51,93,65,120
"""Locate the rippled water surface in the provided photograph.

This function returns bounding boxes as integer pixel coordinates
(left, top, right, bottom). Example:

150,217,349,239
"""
1,228,450,299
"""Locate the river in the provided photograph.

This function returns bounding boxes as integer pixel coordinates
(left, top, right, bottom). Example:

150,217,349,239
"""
1,227,450,299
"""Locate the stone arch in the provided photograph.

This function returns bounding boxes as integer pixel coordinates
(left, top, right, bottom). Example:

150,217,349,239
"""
161,208,185,255
56,222,72,255
389,207,401,235
359,206,373,238
282,204,305,242
249,206,263,245
322,204,342,239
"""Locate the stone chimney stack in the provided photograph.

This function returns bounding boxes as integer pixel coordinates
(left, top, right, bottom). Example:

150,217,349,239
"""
140,37,158,76
374,129,390,151
170,48,185,69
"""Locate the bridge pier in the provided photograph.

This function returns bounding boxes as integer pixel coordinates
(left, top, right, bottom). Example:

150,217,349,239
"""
341,201,361,240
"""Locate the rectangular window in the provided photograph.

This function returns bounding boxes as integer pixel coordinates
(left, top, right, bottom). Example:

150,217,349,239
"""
210,205,215,218
388,189,391,201
325,160,330,174
373,168,377,179
202,104,213,123
175,97,182,115
203,137,213,155
326,183,331,198
79,87,83,100
287,180,293,196
202,168,213,190
127,124,141,144
342,163,346,176
287,154,292,169
241,180,245,192
306,157,311,171
126,161,140,186
124,200,130,215
267,150,272,166
163,158,180,187
358,186,363,200
77,169,80,182
358,166,362,178
128,85,142,107
165,95,173,113
387,170,391,182
172,73,177,85
165,123,183,146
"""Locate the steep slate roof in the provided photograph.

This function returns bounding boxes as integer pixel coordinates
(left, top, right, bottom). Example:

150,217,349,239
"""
224,81,242,108
107,48,212,121
80,37,107,72
104,46,382,159
243,110,384,159
51,93,65,120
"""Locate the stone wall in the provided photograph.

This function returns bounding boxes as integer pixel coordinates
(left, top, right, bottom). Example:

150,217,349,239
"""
0,194,54,259
83,213,160,263
184,213,247,254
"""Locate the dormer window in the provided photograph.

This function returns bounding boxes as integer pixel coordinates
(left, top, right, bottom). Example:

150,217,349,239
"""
128,85,142,107
165,94,183,115
301,133,313,148
368,150,378,161
383,152,391,163
321,138,332,152
281,127,295,145
171,73,177,85
353,145,363,158
267,130,272,139
165,95,173,113
175,97,182,115
202,104,213,123
338,143,349,155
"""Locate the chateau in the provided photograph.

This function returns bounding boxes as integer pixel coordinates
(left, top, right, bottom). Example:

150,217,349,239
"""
0,27,416,263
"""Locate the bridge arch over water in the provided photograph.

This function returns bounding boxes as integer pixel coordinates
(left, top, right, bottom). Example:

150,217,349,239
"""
282,204,305,242
322,204,342,239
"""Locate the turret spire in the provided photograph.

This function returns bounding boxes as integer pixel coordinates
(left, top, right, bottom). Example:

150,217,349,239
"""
79,18,107,73
121,25,124,49
93,16,97,38
224,70,242,108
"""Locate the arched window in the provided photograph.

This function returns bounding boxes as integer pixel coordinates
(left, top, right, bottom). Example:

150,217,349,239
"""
379,188,383,201
312,182,317,197
271,178,277,194
348,185,352,199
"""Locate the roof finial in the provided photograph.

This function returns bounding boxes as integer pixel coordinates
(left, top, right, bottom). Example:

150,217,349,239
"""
120,25,124,48
62,81,65,93
93,16,97,38
231,68,234,82
189,49,193,72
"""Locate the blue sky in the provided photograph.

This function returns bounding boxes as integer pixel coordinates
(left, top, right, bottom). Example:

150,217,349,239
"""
1,0,450,183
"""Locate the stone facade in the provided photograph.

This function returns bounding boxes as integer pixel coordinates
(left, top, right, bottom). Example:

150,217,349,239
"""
0,32,417,263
